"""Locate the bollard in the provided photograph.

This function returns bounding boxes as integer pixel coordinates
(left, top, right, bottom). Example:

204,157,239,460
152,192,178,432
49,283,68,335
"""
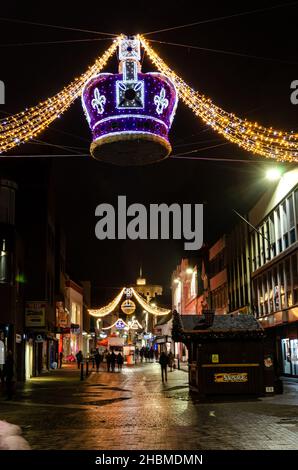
86,360,89,377
80,361,84,381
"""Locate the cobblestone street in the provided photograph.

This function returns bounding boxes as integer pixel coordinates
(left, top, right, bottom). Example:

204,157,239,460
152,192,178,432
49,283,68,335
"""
0,363,298,450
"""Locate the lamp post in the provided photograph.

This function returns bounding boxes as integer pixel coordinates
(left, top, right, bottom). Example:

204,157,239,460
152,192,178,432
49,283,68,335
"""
174,278,182,369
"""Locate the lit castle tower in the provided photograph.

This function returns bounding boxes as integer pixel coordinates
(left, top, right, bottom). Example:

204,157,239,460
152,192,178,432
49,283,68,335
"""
82,36,178,165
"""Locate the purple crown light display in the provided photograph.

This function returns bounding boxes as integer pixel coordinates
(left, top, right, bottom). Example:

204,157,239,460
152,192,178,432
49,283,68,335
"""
82,36,178,165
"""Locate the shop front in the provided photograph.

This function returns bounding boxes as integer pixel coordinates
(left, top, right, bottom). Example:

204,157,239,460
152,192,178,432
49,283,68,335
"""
258,309,298,378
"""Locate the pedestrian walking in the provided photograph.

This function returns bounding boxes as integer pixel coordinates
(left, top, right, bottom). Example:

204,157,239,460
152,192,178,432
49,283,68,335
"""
110,351,116,372
94,349,101,372
59,351,63,369
4,350,14,400
140,347,145,363
117,352,124,371
149,347,154,362
106,351,111,372
159,351,168,383
154,349,159,362
135,347,139,363
76,350,83,369
168,351,174,372
91,349,95,368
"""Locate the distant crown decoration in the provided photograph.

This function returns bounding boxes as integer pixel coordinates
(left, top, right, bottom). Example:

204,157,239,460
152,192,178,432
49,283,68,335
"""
82,36,178,165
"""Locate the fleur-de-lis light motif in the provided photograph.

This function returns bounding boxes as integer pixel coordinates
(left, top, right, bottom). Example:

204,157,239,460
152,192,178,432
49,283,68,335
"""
124,288,133,298
91,88,106,114
154,88,169,115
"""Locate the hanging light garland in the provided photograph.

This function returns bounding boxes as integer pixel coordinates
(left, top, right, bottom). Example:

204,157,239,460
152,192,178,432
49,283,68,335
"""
88,287,125,318
131,287,170,315
0,38,120,154
2,33,296,162
140,35,298,163
89,286,171,318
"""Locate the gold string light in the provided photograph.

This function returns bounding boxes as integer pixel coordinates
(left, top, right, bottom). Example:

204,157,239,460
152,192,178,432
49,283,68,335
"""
131,288,170,315
88,287,125,318
0,38,121,154
88,286,170,318
140,35,298,163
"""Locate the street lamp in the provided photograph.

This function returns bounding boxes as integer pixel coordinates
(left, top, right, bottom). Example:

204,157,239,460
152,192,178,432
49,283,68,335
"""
266,168,282,181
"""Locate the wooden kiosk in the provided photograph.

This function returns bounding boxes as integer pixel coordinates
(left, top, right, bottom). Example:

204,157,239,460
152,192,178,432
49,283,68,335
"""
172,311,274,398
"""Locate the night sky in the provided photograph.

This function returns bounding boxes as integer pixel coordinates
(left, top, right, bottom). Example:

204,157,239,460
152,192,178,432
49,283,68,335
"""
1,0,297,300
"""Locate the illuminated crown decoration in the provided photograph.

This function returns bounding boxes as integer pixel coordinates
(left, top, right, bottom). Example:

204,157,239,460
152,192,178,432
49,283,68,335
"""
82,36,178,165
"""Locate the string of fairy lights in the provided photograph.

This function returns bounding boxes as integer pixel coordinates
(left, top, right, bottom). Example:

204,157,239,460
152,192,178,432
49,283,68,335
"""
139,35,298,163
1,32,298,162
88,287,170,318
88,287,125,318
0,37,120,154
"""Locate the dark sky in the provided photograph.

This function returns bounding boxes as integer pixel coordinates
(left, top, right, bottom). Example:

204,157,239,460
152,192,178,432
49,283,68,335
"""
1,0,297,297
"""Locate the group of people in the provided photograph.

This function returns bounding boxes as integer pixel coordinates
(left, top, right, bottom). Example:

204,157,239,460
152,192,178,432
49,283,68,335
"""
135,346,158,363
91,349,124,373
70,347,175,382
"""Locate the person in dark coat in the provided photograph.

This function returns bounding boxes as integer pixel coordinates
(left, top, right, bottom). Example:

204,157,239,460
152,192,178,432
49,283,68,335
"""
59,351,63,369
159,351,168,383
110,351,116,372
4,350,14,400
106,352,111,372
76,350,83,369
94,349,101,372
117,353,124,371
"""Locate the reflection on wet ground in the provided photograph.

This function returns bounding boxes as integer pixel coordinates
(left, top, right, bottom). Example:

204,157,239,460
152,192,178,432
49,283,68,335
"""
0,363,297,450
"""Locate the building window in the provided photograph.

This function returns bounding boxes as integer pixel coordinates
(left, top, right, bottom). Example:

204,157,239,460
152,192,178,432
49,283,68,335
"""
292,252,298,305
0,239,10,284
285,258,293,307
269,214,276,257
252,185,298,272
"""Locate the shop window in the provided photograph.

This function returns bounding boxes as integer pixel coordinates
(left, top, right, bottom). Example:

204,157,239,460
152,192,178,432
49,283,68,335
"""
290,339,298,375
281,339,291,375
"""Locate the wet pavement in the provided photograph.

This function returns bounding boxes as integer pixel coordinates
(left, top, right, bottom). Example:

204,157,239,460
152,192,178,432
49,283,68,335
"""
0,362,298,450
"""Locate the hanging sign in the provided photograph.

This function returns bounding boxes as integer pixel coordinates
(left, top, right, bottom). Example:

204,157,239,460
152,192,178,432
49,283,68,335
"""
25,302,46,328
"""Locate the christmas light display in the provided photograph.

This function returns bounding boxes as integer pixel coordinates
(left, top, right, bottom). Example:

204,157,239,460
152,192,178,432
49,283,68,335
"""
121,299,136,315
0,39,119,154
88,286,170,318
82,36,178,165
101,318,142,330
140,36,298,163
1,33,298,163
88,287,125,318
131,288,170,315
